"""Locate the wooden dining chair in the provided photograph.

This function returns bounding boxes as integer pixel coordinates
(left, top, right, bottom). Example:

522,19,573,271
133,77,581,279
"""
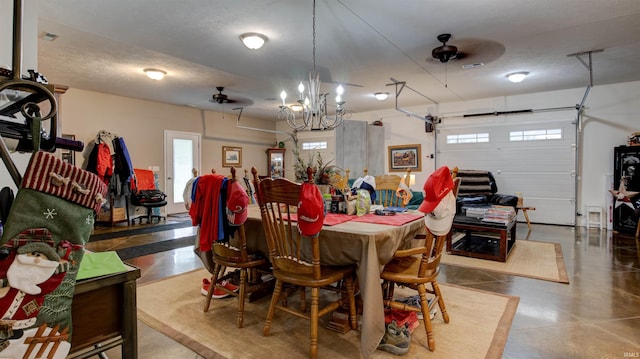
380,230,449,352
251,167,357,359
330,168,350,193
379,177,461,351
374,174,404,207
203,167,269,328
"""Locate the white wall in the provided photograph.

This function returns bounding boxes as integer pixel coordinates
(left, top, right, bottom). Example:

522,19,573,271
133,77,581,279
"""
356,81,640,227
60,88,276,190
0,87,278,193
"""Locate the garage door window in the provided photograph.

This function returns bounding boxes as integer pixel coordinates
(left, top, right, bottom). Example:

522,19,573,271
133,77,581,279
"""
446,133,489,144
510,129,562,141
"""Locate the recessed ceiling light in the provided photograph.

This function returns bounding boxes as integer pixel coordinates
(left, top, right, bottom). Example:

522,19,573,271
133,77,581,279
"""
506,71,529,83
240,33,268,50
144,68,167,80
374,92,389,101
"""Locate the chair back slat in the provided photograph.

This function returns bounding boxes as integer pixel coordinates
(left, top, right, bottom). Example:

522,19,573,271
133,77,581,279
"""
417,232,447,278
252,167,321,279
374,174,403,207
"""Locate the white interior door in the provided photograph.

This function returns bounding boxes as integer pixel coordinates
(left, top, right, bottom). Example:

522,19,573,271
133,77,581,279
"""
164,130,201,214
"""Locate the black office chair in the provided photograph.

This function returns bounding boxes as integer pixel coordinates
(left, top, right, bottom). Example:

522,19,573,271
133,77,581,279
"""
130,168,167,224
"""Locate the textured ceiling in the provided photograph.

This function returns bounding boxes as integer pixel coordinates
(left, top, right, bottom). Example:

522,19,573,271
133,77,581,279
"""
34,0,640,121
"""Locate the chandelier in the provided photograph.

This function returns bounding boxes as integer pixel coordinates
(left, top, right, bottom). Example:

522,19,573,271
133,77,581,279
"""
277,0,346,131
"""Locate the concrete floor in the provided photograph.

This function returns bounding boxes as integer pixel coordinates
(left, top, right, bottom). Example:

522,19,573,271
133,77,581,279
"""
84,219,640,358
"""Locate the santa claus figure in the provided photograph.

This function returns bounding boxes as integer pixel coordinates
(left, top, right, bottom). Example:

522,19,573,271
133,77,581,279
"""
0,241,65,333
5,242,60,296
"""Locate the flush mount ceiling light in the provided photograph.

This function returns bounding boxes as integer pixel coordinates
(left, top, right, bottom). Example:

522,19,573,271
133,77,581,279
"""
374,92,389,101
506,71,529,83
240,32,268,50
144,68,167,80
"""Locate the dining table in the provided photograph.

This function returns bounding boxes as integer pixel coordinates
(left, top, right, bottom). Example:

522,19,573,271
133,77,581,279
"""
242,205,426,358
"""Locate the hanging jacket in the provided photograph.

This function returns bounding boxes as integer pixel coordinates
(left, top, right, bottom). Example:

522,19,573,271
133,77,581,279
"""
112,137,134,184
189,174,226,252
86,142,113,184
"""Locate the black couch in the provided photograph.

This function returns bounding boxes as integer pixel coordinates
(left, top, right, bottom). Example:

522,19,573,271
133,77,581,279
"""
453,169,519,214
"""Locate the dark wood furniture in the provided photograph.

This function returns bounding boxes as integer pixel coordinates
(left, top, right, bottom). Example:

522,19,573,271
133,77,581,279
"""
68,264,141,359
266,148,286,178
613,145,640,235
447,215,517,262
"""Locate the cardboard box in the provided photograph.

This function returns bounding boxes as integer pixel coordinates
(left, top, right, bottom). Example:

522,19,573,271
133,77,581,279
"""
97,207,126,222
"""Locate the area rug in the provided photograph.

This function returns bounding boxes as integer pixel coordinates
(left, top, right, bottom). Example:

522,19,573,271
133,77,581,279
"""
442,239,569,284
116,235,195,260
137,269,519,359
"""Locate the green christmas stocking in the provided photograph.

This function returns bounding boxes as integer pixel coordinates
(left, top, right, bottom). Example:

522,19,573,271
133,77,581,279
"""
0,151,107,358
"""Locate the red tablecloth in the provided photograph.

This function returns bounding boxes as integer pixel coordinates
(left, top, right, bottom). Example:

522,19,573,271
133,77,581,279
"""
350,212,424,226
287,213,356,226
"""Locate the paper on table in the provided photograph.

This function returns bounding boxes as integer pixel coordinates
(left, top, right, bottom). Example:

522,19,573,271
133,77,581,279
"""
77,251,128,280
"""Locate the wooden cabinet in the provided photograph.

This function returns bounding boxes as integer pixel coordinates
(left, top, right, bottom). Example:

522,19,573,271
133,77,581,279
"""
69,263,141,358
613,145,640,234
267,148,285,178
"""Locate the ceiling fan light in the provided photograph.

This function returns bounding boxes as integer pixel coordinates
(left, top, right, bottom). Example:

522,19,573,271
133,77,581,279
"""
374,92,389,101
506,71,529,83
143,68,166,80
240,32,268,50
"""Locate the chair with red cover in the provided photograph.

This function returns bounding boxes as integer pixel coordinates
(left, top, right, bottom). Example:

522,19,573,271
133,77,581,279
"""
130,168,167,224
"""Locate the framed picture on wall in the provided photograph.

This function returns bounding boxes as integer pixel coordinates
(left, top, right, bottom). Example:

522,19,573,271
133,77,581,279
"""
222,146,242,167
388,144,421,172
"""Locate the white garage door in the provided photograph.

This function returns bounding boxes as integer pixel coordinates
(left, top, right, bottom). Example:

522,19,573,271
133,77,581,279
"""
435,113,576,226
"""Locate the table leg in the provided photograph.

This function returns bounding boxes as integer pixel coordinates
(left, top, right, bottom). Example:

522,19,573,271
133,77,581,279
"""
522,209,531,230
122,278,138,359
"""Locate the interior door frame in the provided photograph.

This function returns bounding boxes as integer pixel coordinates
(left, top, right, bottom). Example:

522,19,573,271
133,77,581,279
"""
164,130,201,214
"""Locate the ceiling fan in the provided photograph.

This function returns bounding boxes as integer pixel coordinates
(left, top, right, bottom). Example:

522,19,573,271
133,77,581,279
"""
430,34,506,66
431,33,463,63
211,86,236,104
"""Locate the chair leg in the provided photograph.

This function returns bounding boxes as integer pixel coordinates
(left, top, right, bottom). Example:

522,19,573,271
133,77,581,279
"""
263,279,283,336
432,280,449,323
203,263,223,312
299,286,307,313
418,284,436,351
309,286,320,359
237,268,247,328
